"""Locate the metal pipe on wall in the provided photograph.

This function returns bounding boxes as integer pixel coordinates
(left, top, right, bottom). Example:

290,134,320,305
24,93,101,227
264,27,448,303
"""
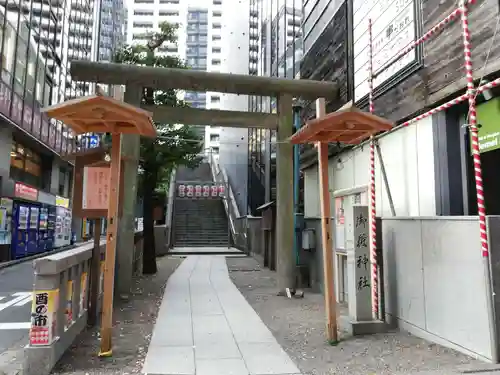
293,103,302,266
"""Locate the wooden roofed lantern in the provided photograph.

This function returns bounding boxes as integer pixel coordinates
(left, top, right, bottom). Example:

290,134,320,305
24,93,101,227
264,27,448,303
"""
288,100,393,344
41,92,157,357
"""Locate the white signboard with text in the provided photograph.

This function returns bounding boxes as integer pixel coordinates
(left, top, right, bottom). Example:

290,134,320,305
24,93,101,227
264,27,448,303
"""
353,0,417,101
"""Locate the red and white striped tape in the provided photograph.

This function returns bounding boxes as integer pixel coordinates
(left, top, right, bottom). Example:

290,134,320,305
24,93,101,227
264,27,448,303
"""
368,19,379,319
460,0,489,258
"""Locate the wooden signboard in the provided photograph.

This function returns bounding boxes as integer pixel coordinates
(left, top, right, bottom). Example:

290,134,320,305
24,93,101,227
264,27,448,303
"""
72,153,125,218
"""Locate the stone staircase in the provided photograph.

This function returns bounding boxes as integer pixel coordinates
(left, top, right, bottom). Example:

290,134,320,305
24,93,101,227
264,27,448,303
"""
172,199,230,247
172,163,230,248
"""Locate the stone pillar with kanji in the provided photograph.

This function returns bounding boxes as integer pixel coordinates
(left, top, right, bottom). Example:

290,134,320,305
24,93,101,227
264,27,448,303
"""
348,205,373,322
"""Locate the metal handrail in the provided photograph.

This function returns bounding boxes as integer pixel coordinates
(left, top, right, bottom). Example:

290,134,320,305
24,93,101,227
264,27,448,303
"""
208,153,239,239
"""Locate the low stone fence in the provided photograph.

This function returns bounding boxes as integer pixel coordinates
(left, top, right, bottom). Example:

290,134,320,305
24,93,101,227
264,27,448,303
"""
23,228,144,375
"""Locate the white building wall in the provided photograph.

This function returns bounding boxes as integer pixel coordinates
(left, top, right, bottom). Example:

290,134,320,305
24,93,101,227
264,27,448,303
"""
304,115,436,218
217,0,250,214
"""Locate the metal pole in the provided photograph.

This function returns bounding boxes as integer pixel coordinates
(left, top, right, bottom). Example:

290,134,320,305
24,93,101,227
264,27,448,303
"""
293,103,302,266
368,18,379,320
460,0,497,362
375,141,396,216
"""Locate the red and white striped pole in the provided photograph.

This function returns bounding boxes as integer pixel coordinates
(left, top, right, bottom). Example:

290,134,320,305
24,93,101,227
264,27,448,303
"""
460,0,488,258
368,18,379,320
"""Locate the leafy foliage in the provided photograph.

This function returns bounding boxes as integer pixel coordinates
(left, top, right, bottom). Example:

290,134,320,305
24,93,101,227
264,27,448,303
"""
114,21,203,274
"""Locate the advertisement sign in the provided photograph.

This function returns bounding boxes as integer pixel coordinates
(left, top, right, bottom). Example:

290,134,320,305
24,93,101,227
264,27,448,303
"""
79,272,88,316
476,97,500,153
38,191,56,206
353,0,418,101
65,280,73,330
186,185,194,197
30,289,58,346
14,182,38,201
82,167,110,210
56,196,70,208
202,185,210,197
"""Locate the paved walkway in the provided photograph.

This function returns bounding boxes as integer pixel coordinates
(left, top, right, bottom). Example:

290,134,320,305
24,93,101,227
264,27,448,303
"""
142,255,301,375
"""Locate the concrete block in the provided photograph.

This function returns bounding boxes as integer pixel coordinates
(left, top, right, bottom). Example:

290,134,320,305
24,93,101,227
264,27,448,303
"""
348,320,388,336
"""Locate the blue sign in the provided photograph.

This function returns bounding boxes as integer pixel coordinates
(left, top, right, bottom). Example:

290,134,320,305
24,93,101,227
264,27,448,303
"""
88,135,99,148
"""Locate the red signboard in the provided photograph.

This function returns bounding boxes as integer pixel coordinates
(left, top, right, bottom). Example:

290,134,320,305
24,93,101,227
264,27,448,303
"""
210,185,218,197
186,185,194,197
14,182,38,201
202,185,210,197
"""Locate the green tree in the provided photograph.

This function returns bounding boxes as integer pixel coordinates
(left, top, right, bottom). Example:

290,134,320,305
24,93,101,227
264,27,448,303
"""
115,22,203,274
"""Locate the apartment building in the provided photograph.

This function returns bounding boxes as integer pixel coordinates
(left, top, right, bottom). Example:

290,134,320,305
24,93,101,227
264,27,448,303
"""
126,0,225,152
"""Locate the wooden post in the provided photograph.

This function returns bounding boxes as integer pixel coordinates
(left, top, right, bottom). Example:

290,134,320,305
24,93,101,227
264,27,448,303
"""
316,98,338,344
99,133,122,357
88,217,102,327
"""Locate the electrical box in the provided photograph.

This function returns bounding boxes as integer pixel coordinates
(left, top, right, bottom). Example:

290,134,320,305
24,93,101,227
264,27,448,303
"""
302,228,315,250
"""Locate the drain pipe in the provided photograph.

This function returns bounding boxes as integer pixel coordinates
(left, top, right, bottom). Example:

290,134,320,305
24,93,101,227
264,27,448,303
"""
292,101,303,266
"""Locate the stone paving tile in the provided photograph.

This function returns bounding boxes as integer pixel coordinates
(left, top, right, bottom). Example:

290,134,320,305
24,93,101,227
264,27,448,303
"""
143,255,302,375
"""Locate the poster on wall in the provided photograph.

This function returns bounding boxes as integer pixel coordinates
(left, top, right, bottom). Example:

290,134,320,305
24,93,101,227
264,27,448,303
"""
335,197,345,250
353,0,418,101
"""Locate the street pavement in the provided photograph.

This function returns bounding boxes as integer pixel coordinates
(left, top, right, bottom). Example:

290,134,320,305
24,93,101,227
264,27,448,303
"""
0,260,35,353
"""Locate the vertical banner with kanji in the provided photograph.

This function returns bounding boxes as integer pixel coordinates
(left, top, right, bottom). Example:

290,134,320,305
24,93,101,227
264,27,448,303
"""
353,205,372,320
79,272,88,316
30,290,59,346
65,280,73,330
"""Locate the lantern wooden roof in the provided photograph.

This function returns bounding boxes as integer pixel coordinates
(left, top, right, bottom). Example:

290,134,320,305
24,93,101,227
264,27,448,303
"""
290,103,393,145
41,94,157,138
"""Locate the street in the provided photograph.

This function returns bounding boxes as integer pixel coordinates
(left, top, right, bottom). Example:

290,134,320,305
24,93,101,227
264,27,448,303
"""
0,261,35,353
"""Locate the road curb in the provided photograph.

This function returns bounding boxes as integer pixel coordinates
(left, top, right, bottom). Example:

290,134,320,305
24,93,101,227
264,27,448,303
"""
0,244,81,271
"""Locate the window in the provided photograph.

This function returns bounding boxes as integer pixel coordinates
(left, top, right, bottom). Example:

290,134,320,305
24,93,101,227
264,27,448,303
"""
212,59,221,66
133,21,153,28
212,47,221,53
213,0,222,4
134,0,154,3
134,10,153,15
159,0,178,3
210,134,219,142
212,23,221,29
10,141,44,188
211,95,220,103
159,10,179,16
213,11,222,17
212,147,219,154
212,34,221,41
